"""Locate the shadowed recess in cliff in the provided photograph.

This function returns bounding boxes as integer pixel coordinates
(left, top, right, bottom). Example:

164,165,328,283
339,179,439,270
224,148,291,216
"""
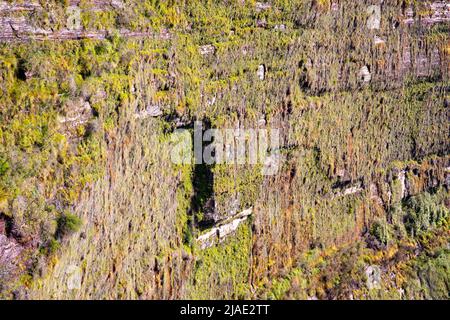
191,119,216,230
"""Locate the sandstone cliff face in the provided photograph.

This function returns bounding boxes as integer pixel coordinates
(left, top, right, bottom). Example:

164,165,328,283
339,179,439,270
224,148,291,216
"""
0,1,448,299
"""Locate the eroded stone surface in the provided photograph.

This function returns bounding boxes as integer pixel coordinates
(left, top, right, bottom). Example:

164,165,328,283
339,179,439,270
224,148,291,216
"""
257,64,265,81
365,265,382,290
134,105,163,119
199,44,215,56
367,5,381,30
403,2,450,26
0,234,23,281
197,208,253,249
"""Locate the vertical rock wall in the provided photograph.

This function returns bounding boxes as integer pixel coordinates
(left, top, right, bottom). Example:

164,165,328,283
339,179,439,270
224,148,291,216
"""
0,0,448,299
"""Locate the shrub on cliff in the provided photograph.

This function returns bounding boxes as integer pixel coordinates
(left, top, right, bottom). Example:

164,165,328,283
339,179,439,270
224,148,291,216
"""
56,212,82,239
369,219,392,246
403,190,449,237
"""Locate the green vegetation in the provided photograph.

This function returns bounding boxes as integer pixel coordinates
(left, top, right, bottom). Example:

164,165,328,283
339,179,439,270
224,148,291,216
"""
370,219,392,246
56,212,83,238
259,189,450,300
403,191,449,237
0,0,447,300
187,222,252,299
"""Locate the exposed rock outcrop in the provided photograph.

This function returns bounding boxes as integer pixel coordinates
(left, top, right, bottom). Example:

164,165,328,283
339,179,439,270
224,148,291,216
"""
197,208,253,249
